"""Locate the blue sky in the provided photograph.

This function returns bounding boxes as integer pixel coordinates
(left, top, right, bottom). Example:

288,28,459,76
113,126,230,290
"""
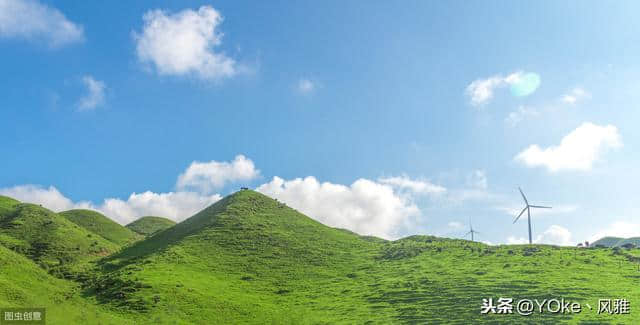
1,0,639,244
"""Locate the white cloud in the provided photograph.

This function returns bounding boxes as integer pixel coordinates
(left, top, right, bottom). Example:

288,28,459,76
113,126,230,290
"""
378,175,446,195
588,221,640,242
0,185,90,211
256,176,420,239
297,79,315,94
466,71,523,106
133,5,235,80
447,221,463,229
0,184,221,225
176,155,259,194
515,122,622,172
505,105,539,127
98,191,221,224
466,170,487,190
0,0,83,47
507,225,572,246
0,155,262,224
561,87,590,104
77,75,106,111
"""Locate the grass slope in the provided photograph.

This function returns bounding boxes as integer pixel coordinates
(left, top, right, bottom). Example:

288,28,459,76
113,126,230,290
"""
60,209,142,245
0,202,118,277
87,190,640,324
0,243,132,324
594,236,640,248
126,216,176,236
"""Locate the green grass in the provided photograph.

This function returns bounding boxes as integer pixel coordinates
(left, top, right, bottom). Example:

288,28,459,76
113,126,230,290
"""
0,202,118,277
87,190,640,324
125,216,176,236
60,209,142,245
0,243,133,324
594,236,640,248
1,191,639,324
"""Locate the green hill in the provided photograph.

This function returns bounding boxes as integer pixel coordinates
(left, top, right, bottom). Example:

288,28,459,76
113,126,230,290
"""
593,236,640,247
0,243,132,324
60,209,142,245
0,202,119,277
87,190,640,324
617,237,640,247
1,191,640,323
125,216,176,236
0,195,20,216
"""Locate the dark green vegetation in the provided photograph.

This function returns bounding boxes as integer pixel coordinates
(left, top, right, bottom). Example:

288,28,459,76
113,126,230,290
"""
1,192,639,324
125,216,176,236
61,209,142,245
594,236,640,248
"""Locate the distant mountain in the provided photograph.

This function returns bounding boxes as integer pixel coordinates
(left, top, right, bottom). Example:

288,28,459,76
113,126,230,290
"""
60,209,142,245
593,236,640,247
125,216,176,236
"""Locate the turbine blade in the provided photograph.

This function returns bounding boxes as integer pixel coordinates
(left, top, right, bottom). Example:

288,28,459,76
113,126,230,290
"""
474,231,480,235
518,187,529,205
465,231,471,236
513,206,527,223
530,205,551,209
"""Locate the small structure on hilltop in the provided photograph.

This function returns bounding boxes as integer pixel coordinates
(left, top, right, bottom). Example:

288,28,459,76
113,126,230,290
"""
577,243,583,248
240,187,249,190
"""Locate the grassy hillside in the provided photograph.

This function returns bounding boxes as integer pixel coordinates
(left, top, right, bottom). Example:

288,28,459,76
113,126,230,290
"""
1,191,639,324
0,195,20,216
0,243,132,324
594,236,640,248
87,190,640,324
0,202,118,277
618,237,640,247
126,216,176,236
60,209,142,245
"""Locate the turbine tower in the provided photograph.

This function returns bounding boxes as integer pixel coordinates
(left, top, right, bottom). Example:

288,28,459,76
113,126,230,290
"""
465,217,479,242
513,187,552,244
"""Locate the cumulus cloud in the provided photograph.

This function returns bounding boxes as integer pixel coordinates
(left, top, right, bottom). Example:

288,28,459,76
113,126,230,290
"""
0,156,261,224
515,122,622,172
297,79,315,94
505,106,539,127
0,184,221,225
98,191,221,224
466,170,487,190
0,185,90,211
0,0,83,47
561,87,590,104
378,175,446,195
447,221,463,229
77,75,106,111
257,176,420,239
466,71,524,106
588,221,640,242
133,5,235,80
176,155,259,194
507,225,572,246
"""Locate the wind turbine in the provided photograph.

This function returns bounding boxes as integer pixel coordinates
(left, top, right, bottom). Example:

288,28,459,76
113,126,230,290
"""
513,187,552,244
465,217,479,242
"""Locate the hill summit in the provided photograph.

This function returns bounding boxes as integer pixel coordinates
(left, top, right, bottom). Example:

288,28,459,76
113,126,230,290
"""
126,216,176,236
